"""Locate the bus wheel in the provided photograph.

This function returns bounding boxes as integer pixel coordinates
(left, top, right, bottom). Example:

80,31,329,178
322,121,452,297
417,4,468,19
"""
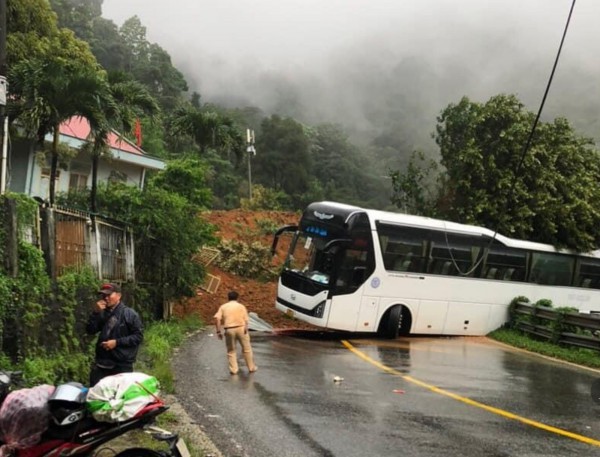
379,305,411,339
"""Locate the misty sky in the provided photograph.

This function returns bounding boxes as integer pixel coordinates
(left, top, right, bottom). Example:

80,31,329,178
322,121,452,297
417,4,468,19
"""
103,0,600,150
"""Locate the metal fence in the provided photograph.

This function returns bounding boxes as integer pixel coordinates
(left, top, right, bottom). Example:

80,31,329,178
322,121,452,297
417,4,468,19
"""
512,301,600,351
97,219,129,281
42,205,133,282
55,207,90,275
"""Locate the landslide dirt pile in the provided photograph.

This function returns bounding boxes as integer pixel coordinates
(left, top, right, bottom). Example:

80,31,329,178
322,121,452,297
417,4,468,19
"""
173,209,314,330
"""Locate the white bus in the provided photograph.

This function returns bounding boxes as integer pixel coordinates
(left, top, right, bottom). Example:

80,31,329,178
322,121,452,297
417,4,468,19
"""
272,201,600,337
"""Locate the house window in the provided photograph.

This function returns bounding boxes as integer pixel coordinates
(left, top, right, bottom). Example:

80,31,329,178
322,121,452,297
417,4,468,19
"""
69,173,88,191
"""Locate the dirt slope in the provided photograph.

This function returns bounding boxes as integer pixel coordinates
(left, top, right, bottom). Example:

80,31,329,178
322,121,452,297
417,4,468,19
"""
173,209,315,330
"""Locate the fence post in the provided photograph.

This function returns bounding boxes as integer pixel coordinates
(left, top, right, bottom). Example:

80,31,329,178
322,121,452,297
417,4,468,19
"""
3,197,17,277
39,206,56,279
126,227,135,282
88,216,100,279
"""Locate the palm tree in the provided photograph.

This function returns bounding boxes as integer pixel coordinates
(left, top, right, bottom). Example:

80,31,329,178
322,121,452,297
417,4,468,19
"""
169,104,244,158
87,74,160,212
9,58,112,206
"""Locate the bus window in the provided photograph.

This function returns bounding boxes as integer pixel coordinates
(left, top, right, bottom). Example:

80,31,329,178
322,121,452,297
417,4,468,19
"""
529,252,574,286
577,259,600,289
483,247,527,282
428,232,483,276
376,223,427,273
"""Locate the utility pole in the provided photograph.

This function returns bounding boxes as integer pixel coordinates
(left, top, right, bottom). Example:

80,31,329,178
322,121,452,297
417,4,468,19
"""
0,0,8,195
246,128,256,200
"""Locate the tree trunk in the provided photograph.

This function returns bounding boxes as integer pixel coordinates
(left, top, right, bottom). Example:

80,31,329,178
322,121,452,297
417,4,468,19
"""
91,151,99,213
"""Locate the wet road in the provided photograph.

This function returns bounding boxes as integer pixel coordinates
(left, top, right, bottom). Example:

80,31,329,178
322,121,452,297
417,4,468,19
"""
173,329,600,457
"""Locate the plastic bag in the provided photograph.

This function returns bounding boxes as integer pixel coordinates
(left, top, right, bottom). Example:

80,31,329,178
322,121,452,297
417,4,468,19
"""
86,372,160,422
0,385,55,457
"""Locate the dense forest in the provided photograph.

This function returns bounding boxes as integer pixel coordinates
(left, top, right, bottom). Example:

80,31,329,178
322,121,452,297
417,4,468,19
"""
37,0,395,210
7,0,600,252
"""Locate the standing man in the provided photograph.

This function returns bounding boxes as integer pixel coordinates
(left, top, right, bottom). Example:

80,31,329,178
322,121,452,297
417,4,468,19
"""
86,283,144,386
214,290,257,375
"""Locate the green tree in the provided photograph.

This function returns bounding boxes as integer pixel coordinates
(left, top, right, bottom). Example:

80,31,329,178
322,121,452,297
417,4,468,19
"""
88,17,130,70
8,0,99,69
240,184,290,210
9,55,110,206
7,0,59,66
389,150,438,215
169,104,244,157
201,151,243,209
435,94,600,251
86,181,215,301
254,115,312,206
87,72,160,212
311,123,389,208
119,16,149,62
49,0,102,40
119,16,188,109
151,157,213,209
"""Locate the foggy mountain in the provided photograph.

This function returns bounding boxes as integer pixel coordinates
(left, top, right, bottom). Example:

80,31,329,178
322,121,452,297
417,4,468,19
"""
103,0,600,153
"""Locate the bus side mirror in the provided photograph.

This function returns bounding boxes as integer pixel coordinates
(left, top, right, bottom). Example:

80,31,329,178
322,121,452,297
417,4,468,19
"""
271,225,298,256
324,238,352,253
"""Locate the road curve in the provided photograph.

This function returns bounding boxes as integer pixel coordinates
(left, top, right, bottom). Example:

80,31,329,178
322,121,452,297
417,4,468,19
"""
173,328,600,457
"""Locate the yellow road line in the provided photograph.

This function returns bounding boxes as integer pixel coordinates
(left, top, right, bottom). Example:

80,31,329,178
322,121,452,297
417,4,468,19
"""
341,340,600,447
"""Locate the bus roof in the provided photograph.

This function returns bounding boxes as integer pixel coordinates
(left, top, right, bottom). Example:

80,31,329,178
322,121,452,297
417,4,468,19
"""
314,201,600,259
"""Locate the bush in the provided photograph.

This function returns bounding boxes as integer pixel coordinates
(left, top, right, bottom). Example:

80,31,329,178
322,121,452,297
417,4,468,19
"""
137,316,203,393
62,181,217,309
255,218,280,235
216,239,275,280
240,184,290,210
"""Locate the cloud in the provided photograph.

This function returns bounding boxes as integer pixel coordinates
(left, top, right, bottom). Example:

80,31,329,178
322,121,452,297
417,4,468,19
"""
103,0,600,149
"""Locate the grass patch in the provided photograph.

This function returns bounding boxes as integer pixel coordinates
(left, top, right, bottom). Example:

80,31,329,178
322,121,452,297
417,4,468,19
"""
137,315,204,392
489,327,600,369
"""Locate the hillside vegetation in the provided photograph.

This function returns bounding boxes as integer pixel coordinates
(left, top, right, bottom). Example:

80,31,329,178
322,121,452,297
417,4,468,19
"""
174,209,315,330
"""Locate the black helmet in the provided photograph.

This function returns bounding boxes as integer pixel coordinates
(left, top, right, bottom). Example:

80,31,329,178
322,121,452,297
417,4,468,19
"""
48,382,88,426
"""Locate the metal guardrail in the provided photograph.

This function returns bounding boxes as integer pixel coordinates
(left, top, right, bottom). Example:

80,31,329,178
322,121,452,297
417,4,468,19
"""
512,302,600,351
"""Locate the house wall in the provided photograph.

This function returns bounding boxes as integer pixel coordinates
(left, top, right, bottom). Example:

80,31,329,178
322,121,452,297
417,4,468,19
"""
25,152,146,200
97,160,144,188
7,130,164,201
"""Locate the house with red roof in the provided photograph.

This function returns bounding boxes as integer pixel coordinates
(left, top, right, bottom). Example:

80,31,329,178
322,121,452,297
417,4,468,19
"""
7,116,165,200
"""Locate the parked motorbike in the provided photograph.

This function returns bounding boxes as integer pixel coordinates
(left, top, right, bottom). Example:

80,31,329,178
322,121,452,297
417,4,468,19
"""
0,371,190,457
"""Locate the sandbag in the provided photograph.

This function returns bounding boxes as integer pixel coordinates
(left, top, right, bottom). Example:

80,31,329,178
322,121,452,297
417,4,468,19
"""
0,385,55,457
86,372,160,422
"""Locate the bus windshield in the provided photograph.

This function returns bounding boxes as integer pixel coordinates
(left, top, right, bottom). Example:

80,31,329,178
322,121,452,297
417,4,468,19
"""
286,233,331,285
284,214,374,294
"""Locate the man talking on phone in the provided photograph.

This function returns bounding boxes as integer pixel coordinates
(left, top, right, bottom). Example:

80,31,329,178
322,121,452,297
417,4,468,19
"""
86,283,144,386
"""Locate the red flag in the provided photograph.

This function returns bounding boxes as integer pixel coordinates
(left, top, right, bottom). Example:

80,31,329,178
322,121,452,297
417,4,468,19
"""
134,119,142,147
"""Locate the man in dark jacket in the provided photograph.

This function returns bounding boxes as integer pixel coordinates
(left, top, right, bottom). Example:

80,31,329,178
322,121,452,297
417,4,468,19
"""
86,283,144,386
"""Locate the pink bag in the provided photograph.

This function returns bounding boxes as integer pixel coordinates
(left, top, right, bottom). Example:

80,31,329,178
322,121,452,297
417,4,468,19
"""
0,385,55,457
